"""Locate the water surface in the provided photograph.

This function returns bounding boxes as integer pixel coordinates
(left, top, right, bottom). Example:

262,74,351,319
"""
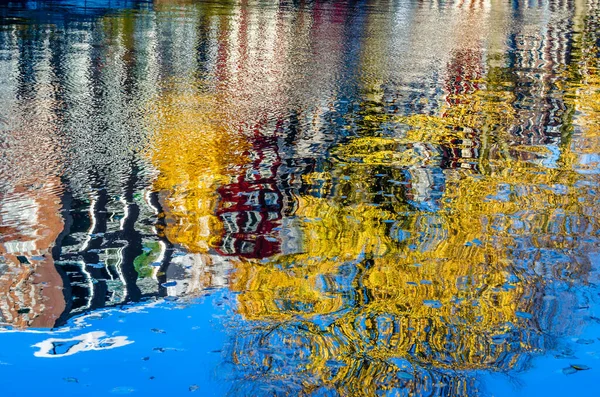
0,0,599,396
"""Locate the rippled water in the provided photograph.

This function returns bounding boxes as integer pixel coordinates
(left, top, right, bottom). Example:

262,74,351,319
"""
0,0,599,396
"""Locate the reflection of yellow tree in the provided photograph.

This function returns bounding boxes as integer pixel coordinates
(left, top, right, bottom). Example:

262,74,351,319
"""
234,196,397,321
229,22,600,397
567,10,600,175
232,69,538,372
149,89,249,252
232,193,532,363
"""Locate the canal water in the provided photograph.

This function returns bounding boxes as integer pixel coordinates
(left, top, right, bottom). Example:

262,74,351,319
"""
0,0,599,396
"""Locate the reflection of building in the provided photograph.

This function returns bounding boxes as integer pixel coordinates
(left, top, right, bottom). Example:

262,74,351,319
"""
440,48,484,171
0,4,179,327
162,253,233,297
0,187,65,328
0,27,67,328
508,1,574,146
53,188,164,322
216,124,283,258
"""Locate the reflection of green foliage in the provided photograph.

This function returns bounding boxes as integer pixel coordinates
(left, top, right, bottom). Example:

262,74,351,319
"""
133,242,160,278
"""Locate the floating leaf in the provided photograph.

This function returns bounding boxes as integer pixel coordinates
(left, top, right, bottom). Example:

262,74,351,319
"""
571,364,591,371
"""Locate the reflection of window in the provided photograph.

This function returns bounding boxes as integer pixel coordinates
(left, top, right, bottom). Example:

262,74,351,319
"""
258,165,273,179
220,236,236,255
103,248,120,267
244,211,261,232
244,191,260,207
248,151,260,162
239,241,255,254
221,212,239,233
4,240,36,254
264,192,279,206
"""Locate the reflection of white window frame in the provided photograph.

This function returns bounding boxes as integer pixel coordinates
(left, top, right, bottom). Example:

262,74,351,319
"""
80,198,97,252
220,235,236,255
77,260,95,312
3,240,37,254
221,212,239,233
258,164,273,179
244,211,261,233
1,197,38,227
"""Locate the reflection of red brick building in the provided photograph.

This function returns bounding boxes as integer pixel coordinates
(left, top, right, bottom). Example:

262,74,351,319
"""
215,124,283,259
440,49,484,170
443,49,483,106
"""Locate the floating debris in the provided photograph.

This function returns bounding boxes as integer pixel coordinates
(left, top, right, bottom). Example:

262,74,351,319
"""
555,349,577,359
111,386,135,394
515,311,533,319
563,364,591,375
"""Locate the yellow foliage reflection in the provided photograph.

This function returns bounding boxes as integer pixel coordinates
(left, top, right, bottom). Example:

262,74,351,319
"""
226,11,600,396
149,88,249,253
